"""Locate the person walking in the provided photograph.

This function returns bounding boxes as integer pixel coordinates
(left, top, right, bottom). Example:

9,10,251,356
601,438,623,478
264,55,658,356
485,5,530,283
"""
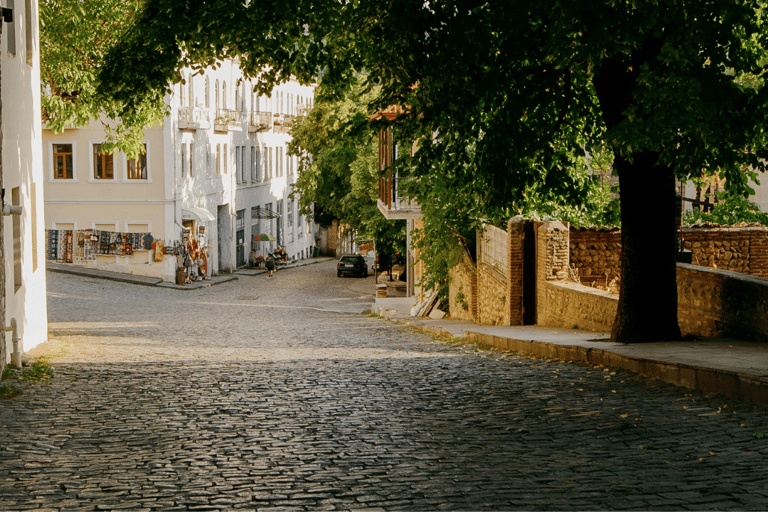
265,253,276,278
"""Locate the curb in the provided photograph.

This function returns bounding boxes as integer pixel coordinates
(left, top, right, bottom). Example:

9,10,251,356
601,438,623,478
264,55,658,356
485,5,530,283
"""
464,331,768,405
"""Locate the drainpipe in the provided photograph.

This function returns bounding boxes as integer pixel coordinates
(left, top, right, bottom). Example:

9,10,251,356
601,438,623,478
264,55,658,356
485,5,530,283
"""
6,318,19,368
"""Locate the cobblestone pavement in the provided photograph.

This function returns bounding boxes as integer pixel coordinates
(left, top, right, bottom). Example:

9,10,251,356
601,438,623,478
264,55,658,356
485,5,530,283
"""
2,261,768,510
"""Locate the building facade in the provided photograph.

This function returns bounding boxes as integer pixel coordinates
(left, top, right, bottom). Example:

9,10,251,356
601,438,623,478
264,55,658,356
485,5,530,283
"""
1,0,49,367
44,60,317,281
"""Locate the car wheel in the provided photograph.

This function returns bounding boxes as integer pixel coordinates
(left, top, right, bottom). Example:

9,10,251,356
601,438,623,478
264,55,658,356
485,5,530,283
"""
337,271,342,277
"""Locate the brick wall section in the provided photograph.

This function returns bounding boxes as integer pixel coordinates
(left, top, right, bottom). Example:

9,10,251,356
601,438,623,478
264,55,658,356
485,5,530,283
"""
449,257,477,321
677,264,768,341
536,221,570,325
569,227,622,287
539,281,617,332
507,217,525,325
682,225,768,279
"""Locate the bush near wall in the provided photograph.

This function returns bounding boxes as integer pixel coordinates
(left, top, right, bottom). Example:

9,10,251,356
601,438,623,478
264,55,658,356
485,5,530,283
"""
449,260,476,321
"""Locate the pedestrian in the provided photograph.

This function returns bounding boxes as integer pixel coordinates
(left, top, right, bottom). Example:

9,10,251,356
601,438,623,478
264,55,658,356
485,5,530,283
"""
265,253,276,278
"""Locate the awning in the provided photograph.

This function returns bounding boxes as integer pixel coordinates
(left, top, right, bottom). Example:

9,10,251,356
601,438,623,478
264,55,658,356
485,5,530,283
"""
251,207,280,219
182,207,216,222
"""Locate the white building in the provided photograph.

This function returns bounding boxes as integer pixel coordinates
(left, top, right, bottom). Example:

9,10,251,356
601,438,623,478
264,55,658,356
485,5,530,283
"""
1,1,49,367
44,60,317,281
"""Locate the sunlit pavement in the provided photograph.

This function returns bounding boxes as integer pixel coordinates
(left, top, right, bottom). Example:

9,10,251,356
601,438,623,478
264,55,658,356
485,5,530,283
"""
1,261,767,510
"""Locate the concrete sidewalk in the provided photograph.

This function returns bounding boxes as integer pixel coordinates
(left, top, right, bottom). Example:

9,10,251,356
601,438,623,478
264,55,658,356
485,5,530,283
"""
46,257,333,290
374,297,768,405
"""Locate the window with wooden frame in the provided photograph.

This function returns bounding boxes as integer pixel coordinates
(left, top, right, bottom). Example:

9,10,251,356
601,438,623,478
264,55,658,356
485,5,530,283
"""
53,143,74,179
93,144,114,179
127,143,148,180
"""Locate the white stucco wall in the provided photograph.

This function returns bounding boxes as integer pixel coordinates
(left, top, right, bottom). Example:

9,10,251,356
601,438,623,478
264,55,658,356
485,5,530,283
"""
1,0,49,357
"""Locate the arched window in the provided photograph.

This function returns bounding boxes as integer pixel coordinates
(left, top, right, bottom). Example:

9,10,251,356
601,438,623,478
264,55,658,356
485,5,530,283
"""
215,80,219,111
205,77,210,108
188,75,194,107
223,81,227,110
179,72,185,106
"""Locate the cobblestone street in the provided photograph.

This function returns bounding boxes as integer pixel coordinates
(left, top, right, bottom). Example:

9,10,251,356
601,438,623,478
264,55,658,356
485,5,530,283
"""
2,260,768,510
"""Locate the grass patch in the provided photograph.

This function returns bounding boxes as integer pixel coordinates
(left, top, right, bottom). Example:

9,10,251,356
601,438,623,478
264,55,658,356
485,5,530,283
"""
0,357,54,400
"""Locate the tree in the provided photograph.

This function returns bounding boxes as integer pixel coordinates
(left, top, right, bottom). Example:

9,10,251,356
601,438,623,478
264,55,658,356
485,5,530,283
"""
40,0,165,157
288,73,406,255
98,0,768,342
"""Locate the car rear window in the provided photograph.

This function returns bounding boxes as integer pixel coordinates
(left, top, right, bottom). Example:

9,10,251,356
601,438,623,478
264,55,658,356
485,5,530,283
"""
340,256,362,263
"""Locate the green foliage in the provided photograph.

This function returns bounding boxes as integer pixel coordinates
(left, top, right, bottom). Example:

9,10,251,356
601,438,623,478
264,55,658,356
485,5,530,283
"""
0,358,54,400
289,73,406,254
40,0,166,157
684,192,768,226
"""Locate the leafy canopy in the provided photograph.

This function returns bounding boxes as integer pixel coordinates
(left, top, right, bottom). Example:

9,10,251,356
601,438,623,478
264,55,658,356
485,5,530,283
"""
40,0,166,157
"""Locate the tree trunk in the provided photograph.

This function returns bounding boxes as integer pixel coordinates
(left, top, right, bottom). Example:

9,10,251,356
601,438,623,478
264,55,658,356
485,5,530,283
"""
593,51,682,343
611,152,682,343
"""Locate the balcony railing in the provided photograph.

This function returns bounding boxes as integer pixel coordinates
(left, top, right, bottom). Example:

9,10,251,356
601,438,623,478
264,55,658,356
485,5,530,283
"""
248,111,272,133
377,172,420,219
273,113,295,133
213,109,243,132
178,107,211,130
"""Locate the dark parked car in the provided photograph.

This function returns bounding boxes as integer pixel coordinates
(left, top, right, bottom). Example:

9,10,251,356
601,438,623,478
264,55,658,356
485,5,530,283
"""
337,254,368,277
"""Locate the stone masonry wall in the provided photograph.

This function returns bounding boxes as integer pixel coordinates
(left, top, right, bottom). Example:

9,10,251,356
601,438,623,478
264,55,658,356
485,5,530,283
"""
569,228,622,287
449,258,477,321
536,221,570,326
476,265,509,325
677,264,768,342
682,225,768,279
569,224,768,284
476,224,510,326
539,281,617,332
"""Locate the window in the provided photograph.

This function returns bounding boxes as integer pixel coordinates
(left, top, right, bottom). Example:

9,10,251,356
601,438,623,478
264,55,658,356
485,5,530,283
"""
127,144,148,180
241,146,247,183
251,146,257,181
235,146,240,183
189,142,194,177
6,0,15,56
179,73,185,106
268,147,273,179
223,144,228,173
205,77,210,108
215,80,220,111
188,75,194,107
222,81,227,109
53,143,73,179
12,188,20,292
181,144,187,177
216,144,221,174
93,144,114,179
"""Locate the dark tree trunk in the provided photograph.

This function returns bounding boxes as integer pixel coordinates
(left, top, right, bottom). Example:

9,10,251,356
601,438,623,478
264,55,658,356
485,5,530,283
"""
611,153,682,343
593,51,682,343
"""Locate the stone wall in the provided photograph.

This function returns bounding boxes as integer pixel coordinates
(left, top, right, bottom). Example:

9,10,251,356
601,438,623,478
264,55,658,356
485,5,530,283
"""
476,224,510,325
682,225,768,279
476,265,509,325
539,281,617,333
569,228,622,287
569,224,768,284
449,258,477,321
677,264,768,341
536,221,570,325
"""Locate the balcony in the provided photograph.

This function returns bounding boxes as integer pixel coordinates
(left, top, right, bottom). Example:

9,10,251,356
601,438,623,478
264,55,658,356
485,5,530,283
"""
178,107,211,131
248,111,272,133
377,172,421,220
273,113,295,133
213,109,243,132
